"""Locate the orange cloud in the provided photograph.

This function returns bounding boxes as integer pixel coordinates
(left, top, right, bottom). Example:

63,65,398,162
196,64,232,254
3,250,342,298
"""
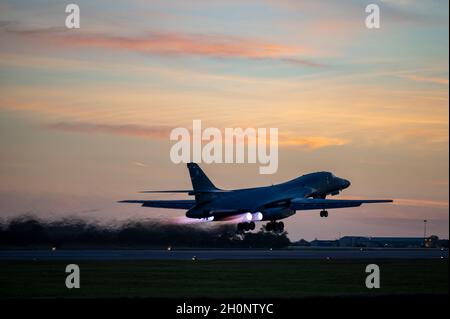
430,179,449,186
44,122,348,151
280,136,349,150
44,122,172,139
402,74,449,85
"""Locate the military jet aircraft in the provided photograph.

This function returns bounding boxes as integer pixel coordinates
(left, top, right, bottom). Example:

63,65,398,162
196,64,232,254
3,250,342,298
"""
120,163,392,232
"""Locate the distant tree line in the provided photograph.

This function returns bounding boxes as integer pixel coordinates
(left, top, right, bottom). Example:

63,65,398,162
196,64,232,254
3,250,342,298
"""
0,215,291,249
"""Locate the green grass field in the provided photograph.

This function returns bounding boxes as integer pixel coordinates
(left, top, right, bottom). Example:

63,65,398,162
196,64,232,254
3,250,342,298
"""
0,259,448,298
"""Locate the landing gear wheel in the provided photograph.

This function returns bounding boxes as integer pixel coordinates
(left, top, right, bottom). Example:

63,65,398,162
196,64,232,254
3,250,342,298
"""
237,222,256,232
265,221,284,232
273,221,284,232
320,210,329,218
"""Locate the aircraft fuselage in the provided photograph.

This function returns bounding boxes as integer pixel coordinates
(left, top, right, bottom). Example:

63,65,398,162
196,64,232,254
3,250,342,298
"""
186,171,350,220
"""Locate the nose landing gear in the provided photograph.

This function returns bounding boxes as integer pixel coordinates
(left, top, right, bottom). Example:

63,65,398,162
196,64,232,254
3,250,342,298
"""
320,210,329,218
265,221,284,232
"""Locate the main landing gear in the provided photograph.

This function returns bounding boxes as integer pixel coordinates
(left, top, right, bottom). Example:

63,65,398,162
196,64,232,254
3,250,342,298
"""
265,221,284,232
237,221,285,233
237,221,256,232
320,210,329,218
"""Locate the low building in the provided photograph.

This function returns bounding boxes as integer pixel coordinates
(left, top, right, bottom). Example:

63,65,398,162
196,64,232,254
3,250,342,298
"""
291,239,311,247
310,239,339,247
338,236,370,247
339,236,440,248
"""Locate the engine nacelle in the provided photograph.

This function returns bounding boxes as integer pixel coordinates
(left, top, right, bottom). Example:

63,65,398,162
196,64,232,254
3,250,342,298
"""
186,204,209,218
261,207,295,220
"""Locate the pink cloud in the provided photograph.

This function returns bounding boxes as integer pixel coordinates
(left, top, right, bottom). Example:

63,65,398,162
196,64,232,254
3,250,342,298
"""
7,27,325,67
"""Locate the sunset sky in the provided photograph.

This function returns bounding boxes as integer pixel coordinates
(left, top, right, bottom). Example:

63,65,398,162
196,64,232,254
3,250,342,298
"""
0,0,448,240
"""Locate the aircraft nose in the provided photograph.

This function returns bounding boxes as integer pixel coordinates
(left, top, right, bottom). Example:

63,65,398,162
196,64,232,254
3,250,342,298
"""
341,179,351,189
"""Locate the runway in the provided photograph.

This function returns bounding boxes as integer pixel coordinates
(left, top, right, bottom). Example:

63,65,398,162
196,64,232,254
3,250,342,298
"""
0,248,448,261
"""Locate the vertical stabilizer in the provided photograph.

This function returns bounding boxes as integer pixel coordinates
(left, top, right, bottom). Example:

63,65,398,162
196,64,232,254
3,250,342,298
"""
187,163,218,191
